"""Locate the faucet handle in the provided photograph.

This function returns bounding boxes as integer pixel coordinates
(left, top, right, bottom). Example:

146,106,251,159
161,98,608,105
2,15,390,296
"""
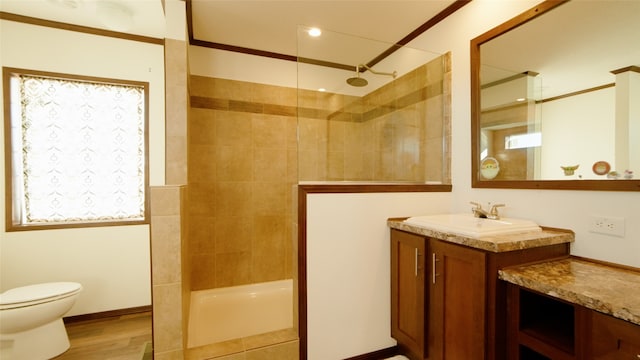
470,201,482,210
489,203,505,216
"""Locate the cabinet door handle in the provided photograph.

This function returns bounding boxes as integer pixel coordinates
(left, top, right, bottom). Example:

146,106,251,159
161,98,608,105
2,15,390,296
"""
415,248,420,276
432,253,439,284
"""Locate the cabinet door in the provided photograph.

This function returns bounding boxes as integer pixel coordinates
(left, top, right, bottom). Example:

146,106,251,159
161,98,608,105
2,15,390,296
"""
391,229,427,360
430,239,486,360
590,311,640,359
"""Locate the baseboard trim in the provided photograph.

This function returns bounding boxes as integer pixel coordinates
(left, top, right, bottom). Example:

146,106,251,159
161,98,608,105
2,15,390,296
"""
63,305,152,324
343,346,399,360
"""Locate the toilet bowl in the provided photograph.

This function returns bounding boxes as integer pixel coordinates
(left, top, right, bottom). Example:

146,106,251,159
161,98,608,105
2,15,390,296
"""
0,282,82,360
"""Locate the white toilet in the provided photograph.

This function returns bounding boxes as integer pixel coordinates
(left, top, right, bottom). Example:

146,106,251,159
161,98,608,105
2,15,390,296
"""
0,282,82,360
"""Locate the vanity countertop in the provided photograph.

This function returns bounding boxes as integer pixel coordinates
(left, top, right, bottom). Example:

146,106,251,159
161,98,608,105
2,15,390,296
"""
499,257,640,326
387,217,574,253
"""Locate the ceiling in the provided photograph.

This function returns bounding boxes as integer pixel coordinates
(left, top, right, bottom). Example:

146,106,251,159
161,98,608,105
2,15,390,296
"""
1,0,460,67
0,0,166,38
189,0,458,68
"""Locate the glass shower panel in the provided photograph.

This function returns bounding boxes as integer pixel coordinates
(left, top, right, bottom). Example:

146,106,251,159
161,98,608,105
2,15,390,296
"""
296,26,450,184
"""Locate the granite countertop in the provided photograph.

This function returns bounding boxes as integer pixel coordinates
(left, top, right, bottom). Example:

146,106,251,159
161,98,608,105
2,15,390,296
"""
499,257,640,326
387,218,574,253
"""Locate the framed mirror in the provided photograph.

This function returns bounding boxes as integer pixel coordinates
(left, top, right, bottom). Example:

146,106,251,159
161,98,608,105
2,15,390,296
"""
471,0,640,191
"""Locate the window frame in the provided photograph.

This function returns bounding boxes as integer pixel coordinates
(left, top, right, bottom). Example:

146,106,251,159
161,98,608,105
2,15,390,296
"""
3,67,150,231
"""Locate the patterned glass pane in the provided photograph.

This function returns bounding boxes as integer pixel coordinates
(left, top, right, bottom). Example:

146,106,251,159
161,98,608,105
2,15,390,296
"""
15,74,146,224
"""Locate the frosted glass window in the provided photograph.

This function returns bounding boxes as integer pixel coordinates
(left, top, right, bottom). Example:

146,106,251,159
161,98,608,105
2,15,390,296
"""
4,69,148,229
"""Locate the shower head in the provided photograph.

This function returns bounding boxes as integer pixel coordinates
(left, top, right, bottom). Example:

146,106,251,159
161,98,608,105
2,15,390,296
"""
346,64,398,87
346,65,368,87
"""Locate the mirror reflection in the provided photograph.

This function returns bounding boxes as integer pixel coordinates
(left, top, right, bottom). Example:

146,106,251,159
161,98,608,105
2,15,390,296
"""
474,0,640,187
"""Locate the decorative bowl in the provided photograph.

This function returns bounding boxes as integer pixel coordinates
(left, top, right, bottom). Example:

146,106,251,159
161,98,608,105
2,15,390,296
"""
561,165,579,176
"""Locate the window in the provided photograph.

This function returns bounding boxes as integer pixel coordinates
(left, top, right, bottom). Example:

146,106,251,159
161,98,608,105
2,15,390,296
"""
3,68,149,230
504,132,542,150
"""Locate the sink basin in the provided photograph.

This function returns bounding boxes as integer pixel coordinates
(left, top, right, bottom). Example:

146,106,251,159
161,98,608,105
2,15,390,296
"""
404,213,542,238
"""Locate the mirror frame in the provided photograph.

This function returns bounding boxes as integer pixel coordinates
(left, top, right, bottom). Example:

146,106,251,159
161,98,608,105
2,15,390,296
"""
470,0,640,191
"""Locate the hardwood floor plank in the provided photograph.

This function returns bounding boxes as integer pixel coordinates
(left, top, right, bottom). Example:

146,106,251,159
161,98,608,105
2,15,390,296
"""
54,311,152,360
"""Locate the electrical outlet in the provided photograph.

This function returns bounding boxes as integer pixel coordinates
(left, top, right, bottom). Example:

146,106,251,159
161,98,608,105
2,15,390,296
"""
589,216,625,237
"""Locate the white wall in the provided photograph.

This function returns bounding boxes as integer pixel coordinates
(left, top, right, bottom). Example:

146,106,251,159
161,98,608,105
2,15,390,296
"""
0,20,166,315
540,88,615,179
306,192,451,360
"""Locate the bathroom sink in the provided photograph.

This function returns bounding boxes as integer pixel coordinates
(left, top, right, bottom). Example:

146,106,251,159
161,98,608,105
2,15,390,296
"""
404,213,542,238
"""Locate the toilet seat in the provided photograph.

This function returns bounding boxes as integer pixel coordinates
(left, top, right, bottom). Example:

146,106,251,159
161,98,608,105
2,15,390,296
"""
0,282,82,310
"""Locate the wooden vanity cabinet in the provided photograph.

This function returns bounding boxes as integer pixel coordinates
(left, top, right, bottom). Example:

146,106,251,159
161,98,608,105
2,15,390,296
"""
391,229,427,360
589,310,640,359
506,283,640,359
429,239,486,360
390,229,570,360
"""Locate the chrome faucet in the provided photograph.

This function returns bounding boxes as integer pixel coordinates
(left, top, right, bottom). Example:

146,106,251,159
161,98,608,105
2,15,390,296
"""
470,202,505,220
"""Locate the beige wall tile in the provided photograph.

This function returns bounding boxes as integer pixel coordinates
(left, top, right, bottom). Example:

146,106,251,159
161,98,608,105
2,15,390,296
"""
187,183,216,216
216,146,252,181
155,349,185,360
252,215,286,282
216,112,253,148
243,328,298,350
216,252,251,287
190,253,216,290
252,182,287,216
215,215,252,254
151,186,182,216
189,108,217,146
153,283,184,353
245,340,299,360
188,215,215,254
252,114,287,148
214,182,252,217
151,215,182,285
186,339,245,360
253,149,287,182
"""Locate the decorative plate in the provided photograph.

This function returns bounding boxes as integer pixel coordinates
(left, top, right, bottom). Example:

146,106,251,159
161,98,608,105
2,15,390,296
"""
592,161,611,175
480,157,500,179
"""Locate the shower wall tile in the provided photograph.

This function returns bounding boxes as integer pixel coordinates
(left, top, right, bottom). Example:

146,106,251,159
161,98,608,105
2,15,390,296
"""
253,114,288,148
252,215,287,282
245,340,299,360
151,215,182,284
189,144,217,183
187,183,216,216
214,182,253,217
188,76,297,291
189,108,217,145
252,182,287,215
215,112,253,147
155,349,185,360
190,253,216,290
215,216,252,253
165,38,188,185
216,251,251,287
216,146,253,181
186,338,245,359
253,150,287,182
153,283,184,353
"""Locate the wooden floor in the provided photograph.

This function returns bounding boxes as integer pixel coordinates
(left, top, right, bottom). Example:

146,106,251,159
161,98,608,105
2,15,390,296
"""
53,311,152,360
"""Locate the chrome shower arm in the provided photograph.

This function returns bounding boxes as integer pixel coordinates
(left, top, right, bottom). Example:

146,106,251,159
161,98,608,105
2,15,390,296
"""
361,64,397,78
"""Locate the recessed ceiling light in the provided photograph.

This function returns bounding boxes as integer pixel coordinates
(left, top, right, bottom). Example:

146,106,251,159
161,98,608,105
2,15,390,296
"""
308,28,322,37
318,88,326,92
516,98,526,102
